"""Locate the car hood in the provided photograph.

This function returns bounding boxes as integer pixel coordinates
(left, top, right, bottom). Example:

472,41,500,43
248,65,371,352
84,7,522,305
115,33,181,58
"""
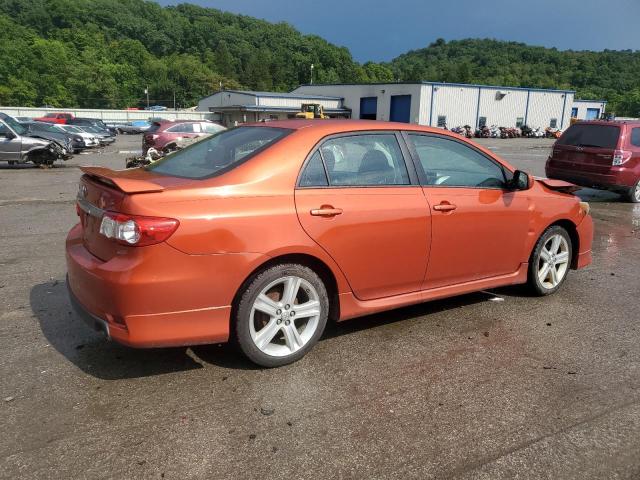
21,135,52,147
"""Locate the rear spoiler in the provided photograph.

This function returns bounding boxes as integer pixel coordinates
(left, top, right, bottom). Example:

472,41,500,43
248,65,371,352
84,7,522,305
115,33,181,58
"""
80,166,165,194
534,177,581,194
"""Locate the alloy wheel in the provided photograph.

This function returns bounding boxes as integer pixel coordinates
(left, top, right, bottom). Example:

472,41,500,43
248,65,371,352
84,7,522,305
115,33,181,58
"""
249,275,321,357
537,234,570,289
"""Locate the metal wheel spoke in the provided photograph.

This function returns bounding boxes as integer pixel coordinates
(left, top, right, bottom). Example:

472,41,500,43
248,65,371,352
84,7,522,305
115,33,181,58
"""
550,235,562,254
283,277,301,305
549,265,559,285
254,319,281,349
254,294,279,317
282,324,304,352
538,262,551,283
555,251,569,264
293,300,320,319
540,248,552,263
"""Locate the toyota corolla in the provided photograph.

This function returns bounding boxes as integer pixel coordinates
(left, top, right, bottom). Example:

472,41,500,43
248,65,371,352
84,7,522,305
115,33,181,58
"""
67,120,593,367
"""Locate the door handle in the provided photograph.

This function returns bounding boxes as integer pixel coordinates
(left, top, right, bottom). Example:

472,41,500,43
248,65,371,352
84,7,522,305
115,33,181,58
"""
310,207,343,217
433,202,457,212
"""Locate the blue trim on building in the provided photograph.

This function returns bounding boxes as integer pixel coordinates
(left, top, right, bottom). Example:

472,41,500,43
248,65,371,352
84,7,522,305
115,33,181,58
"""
296,82,575,95
524,90,531,126
560,93,568,129
573,99,608,104
475,87,482,128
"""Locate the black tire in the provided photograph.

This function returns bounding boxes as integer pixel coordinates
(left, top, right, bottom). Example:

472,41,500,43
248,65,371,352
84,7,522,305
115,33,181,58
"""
234,263,329,367
625,180,640,203
527,226,573,296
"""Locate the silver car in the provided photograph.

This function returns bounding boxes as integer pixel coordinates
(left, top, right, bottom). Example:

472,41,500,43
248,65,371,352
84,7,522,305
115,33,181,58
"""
0,113,66,166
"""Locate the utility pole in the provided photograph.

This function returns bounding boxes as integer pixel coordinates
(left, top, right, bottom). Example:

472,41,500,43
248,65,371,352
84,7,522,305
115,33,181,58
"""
145,86,149,109
173,91,176,111
310,64,314,85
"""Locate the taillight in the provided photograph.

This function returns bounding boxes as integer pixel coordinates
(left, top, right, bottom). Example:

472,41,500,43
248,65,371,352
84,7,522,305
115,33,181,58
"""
99,212,179,247
612,149,632,166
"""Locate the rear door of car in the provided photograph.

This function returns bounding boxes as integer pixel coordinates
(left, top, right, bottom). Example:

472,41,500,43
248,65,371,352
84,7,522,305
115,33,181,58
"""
404,132,531,289
295,131,431,301
551,123,621,175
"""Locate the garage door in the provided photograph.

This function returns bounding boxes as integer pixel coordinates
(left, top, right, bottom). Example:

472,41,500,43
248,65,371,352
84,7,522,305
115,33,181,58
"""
390,95,411,123
360,97,377,120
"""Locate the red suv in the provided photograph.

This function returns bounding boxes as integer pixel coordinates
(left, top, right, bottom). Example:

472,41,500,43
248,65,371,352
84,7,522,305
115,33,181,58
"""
142,120,225,154
546,121,640,202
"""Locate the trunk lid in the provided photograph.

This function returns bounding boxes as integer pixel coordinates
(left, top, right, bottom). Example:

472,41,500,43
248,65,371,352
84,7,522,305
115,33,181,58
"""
551,123,621,174
77,167,169,261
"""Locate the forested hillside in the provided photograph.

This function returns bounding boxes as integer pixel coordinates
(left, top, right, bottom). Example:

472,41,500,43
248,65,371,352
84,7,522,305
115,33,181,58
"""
389,39,640,116
0,0,639,115
0,0,393,108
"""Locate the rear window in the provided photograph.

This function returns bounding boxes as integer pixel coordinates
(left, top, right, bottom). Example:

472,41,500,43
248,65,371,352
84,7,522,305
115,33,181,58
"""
557,124,620,149
147,122,163,133
631,128,640,147
146,126,290,179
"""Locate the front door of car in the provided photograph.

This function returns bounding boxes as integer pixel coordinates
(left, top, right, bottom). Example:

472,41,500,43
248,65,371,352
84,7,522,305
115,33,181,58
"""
0,122,21,162
405,133,531,290
295,132,431,301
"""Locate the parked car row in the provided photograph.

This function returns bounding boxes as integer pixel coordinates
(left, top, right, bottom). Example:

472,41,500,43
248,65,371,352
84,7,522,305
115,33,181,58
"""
0,112,117,166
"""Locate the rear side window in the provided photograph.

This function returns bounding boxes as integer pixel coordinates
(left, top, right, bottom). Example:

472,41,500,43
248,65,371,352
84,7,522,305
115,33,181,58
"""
146,126,290,179
318,134,410,186
631,128,640,147
166,123,195,133
299,151,328,187
557,124,620,149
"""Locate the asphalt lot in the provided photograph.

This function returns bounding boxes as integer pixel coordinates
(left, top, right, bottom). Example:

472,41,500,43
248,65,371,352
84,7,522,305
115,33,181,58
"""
1,134,639,479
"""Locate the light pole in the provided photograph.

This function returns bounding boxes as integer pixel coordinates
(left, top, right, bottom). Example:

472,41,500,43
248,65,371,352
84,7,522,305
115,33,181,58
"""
310,64,314,85
145,86,149,109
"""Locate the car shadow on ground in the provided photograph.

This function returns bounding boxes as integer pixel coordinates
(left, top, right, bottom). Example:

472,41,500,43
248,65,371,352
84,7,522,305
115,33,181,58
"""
32,278,503,378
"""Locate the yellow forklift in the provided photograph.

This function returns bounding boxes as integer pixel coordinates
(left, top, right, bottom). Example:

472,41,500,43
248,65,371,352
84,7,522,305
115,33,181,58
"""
295,103,328,119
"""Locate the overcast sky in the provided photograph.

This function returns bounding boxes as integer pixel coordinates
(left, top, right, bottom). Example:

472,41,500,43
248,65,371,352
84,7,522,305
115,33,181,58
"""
156,0,640,62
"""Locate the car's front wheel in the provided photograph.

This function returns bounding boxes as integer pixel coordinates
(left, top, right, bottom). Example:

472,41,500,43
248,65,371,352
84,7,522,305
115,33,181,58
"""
625,180,640,203
528,226,572,296
234,263,329,367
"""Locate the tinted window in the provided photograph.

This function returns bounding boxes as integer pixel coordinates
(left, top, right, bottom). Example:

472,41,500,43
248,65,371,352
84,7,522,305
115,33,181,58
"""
557,124,620,149
1,115,26,135
631,128,640,147
319,134,409,186
409,134,506,188
166,123,195,133
147,126,289,179
0,123,9,136
299,151,328,187
202,123,223,134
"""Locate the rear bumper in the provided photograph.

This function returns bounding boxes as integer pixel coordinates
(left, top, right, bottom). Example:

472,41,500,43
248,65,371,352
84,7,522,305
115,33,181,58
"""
65,223,265,348
546,163,638,190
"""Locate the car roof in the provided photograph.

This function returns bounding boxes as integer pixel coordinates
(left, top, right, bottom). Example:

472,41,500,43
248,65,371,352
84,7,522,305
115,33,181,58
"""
573,120,640,127
247,119,461,135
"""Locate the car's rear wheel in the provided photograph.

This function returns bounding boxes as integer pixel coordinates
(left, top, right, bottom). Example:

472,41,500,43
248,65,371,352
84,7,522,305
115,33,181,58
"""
527,226,572,296
234,263,329,367
625,180,640,203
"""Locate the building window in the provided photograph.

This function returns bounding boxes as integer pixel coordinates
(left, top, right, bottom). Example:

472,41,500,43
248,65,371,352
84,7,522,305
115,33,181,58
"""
478,117,487,128
571,107,578,118
550,118,558,128
437,115,447,128
516,117,524,128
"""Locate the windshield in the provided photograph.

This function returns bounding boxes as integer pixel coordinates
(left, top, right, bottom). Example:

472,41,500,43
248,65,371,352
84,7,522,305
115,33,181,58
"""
146,126,290,179
62,125,82,133
3,115,27,135
32,122,63,133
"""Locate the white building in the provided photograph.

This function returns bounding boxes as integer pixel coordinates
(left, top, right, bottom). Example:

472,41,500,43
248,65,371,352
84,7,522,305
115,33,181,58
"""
196,90,350,127
293,82,576,130
571,99,607,121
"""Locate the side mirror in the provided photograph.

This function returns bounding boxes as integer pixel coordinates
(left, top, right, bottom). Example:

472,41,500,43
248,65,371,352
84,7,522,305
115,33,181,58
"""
508,170,530,191
0,129,16,140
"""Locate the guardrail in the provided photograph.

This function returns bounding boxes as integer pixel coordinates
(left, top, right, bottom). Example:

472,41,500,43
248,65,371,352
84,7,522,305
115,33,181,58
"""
0,106,214,125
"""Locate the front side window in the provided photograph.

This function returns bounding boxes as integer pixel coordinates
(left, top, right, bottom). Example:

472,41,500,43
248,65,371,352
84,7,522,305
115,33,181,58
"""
147,126,290,179
0,122,9,136
316,134,410,186
408,134,506,188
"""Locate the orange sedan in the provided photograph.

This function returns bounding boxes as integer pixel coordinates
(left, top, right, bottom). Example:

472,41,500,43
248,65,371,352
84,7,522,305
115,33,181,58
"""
67,120,593,367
